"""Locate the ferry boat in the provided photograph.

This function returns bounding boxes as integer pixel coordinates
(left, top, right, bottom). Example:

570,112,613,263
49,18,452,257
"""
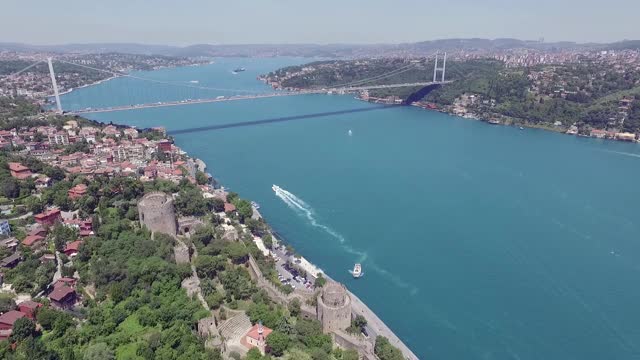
351,263,363,278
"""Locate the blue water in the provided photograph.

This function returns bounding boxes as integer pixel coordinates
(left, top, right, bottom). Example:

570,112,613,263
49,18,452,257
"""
61,58,640,360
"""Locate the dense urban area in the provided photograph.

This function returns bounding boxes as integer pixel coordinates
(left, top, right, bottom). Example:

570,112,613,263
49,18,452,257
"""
2,39,640,359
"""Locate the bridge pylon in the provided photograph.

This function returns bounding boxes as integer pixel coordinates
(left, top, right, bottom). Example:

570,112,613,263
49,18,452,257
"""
47,58,62,113
433,52,447,83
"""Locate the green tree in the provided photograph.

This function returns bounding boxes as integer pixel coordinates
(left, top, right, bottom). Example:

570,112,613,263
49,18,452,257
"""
354,314,367,329
289,298,301,317
51,222,77,252
211,197,225,212
234,199,253,221
194,255,226,278
244,348,264,360
36,307,61,331
11,317,36,342
374,336,405,360
0,293,16,313
24,196,44,214
195,171,209,185
225,241,249,264
205,291,225,310
266,330,290,356
84,342,115,360
314,274,327,288
1,177,20,198
262,234,273,249
343,350,359,360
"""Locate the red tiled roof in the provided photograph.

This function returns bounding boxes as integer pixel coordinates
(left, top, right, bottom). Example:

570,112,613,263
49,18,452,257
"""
224,203,236,212
64,240,83,253
8,162,29,172
18,300,42,310
245,323,273,341
22,235,45,247
0,310,25,326
54,277,76,289
34,208,61,220
49,285,75,302
79,229,94,237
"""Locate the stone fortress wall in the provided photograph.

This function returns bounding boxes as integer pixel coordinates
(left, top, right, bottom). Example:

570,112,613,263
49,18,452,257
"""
246,255,377,358
137,191,178,236
317,282,352,334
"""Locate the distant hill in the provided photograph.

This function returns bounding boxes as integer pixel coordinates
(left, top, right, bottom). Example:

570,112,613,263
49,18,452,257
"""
1,38,638,58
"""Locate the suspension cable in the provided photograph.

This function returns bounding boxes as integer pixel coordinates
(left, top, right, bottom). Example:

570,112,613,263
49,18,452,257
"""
57,60,262,94
0,59,45,80
329,62,418,88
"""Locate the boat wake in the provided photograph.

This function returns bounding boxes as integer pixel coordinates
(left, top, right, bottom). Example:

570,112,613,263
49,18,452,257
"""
602,150,640,159
273,185,418,294
273,185,358,249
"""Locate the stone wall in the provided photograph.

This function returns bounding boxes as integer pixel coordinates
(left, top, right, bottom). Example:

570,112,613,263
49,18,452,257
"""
178,216,204,235
317,282,352,334
197,316,222,347
333,329,376,360
137,192,177,236
247,255,315,309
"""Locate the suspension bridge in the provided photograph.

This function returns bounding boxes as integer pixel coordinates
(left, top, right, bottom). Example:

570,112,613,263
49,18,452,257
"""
6,53,451,115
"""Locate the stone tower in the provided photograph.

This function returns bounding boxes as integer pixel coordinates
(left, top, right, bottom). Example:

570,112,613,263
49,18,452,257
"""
317,282,352,333
137,192,177,236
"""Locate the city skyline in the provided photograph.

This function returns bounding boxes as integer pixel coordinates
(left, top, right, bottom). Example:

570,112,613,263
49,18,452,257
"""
1,0,638,45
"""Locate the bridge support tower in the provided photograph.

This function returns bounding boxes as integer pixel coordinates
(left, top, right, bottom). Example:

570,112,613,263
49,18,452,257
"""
47,57,62,114
433,52,447,83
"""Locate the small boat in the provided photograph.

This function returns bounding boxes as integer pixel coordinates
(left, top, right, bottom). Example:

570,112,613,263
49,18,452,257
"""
348,129,353,136
519,126,524,130
351,263,363,278
189,80,199,84
234,67,246,73
251,201,260,210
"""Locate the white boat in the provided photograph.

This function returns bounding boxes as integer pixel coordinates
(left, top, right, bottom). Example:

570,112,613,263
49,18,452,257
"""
351,263,363,278
348,129,353,136
189,80,199,84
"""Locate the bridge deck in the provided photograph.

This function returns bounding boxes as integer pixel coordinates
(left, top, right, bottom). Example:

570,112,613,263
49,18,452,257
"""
67,81,451,115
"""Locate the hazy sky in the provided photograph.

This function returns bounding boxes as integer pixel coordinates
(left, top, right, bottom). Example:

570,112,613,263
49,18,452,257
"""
2,0,637,45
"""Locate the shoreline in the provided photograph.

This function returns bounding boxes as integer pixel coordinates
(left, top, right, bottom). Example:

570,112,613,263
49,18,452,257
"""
262,77,640,145
57,75,120,96
53,60,212,99
248,202,420,359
